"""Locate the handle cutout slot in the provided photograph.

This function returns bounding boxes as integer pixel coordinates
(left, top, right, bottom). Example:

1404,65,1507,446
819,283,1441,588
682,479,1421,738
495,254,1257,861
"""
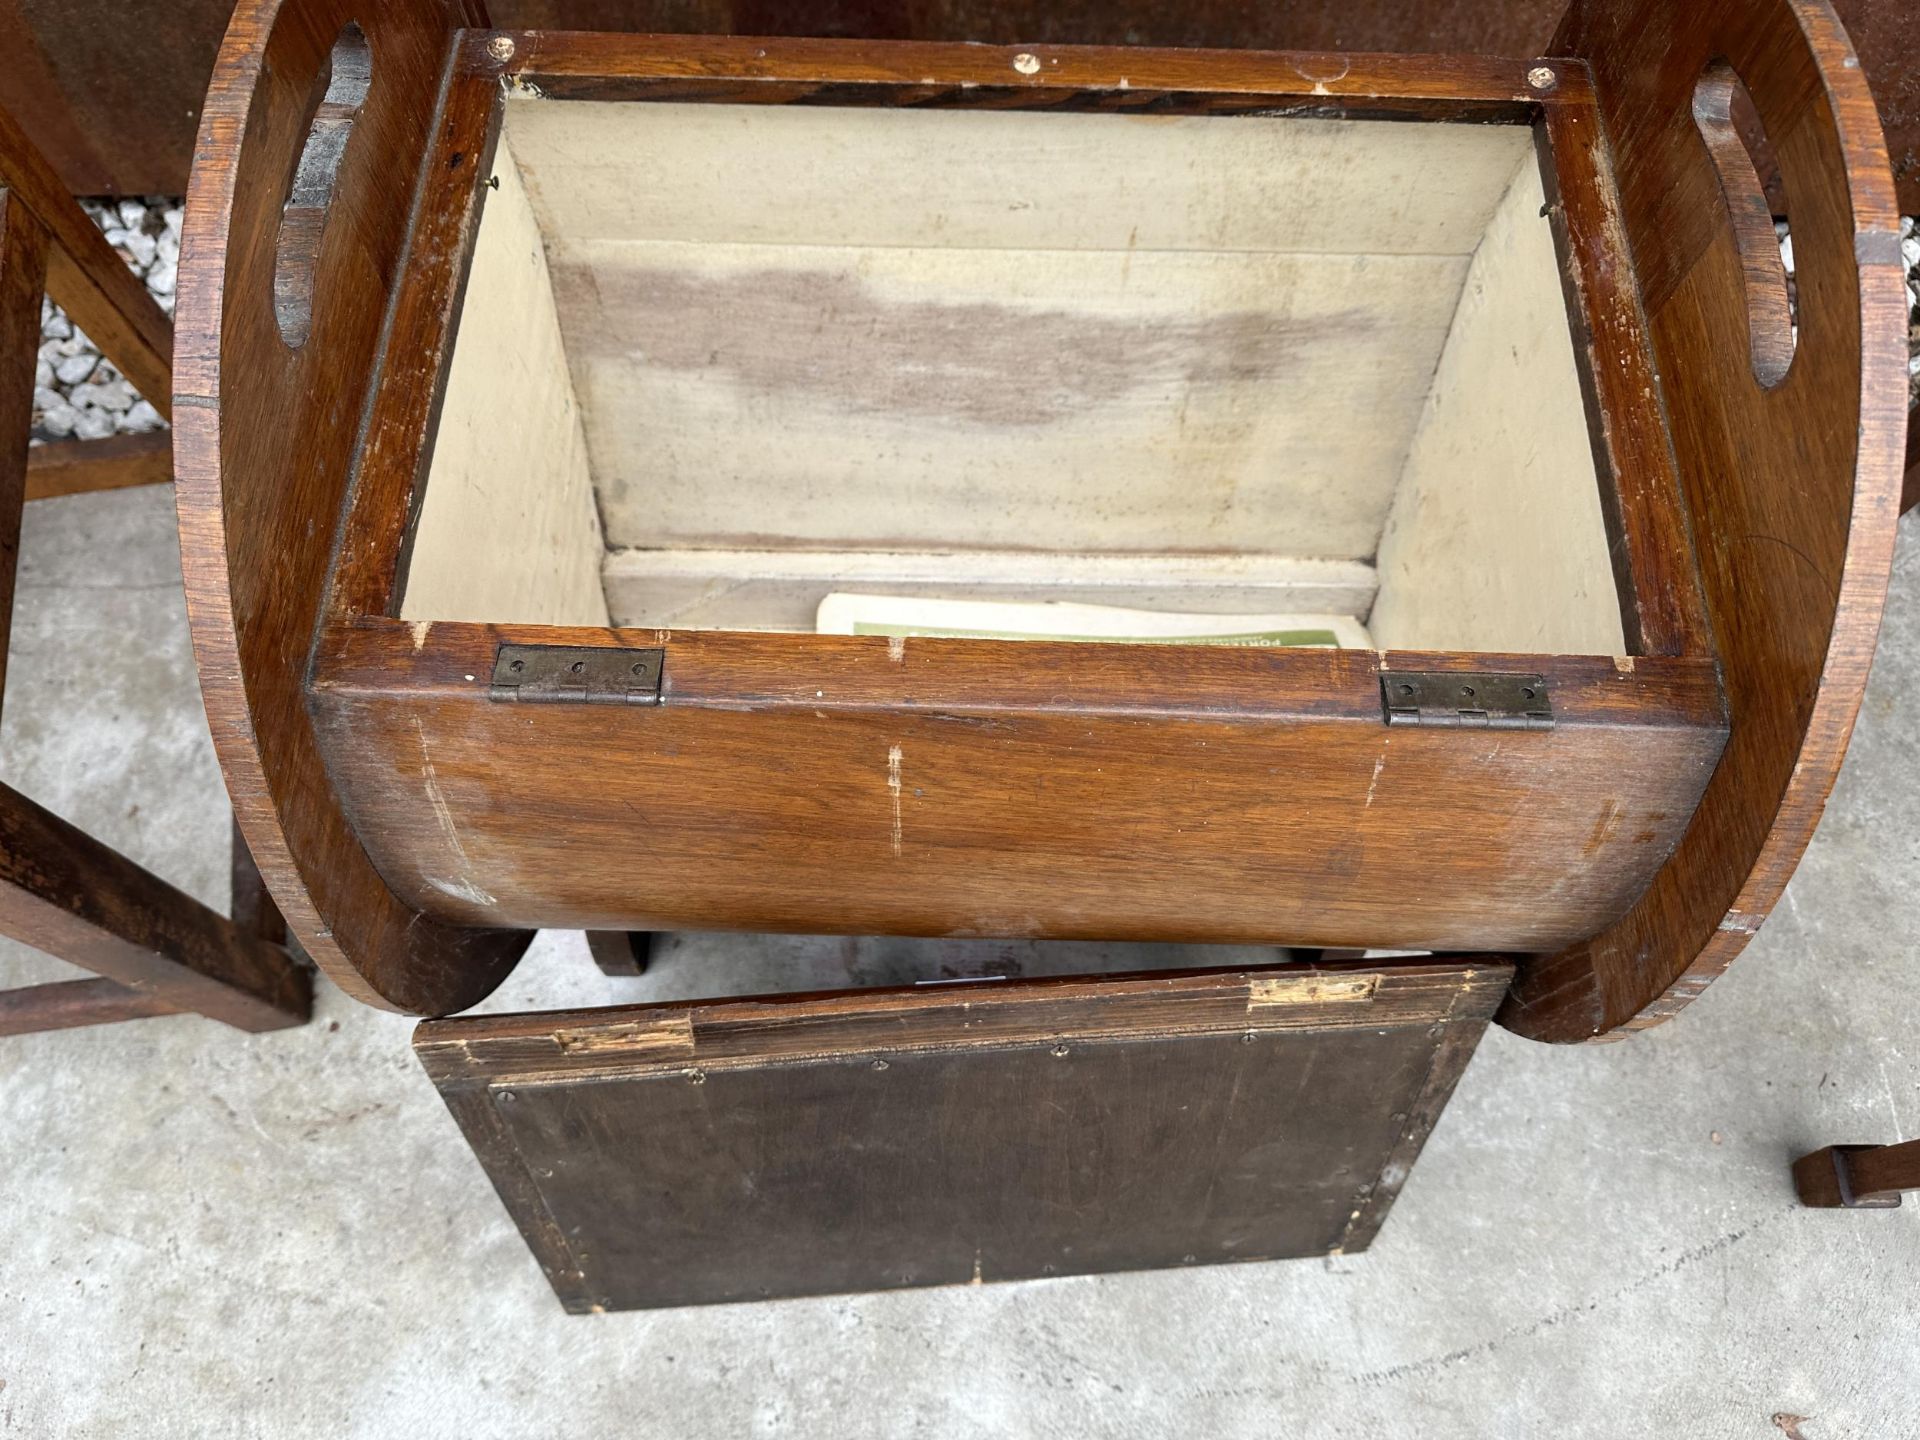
274,22,372,349
1692,61,1795,388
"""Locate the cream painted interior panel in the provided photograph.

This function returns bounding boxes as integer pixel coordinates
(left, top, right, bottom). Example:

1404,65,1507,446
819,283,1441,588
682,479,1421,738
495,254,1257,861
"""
552,240,1468,556
1369,156,1625,656
401,136,610,628
505,98,1535,256
601,549,1380,630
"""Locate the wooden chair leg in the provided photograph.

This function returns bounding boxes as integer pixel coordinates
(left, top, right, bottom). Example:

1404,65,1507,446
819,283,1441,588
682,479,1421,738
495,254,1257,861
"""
0,779,311,1032
25,431,172,501
1902,423,1919,516
1793,1140,1920,1209
230,817,290,950
0,118,308,1038
0,976,173,1037
586,931,652,977
0,189,47,703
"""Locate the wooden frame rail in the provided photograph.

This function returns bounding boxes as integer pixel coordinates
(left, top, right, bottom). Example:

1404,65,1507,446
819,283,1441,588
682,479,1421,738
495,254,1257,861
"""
1794,1139,1920,1209
0,102,310,1037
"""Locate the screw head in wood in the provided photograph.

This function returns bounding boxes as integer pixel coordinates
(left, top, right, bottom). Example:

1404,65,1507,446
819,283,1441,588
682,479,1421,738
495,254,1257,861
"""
1013,52,1042,76
1527,65,1557,91
488,35,516,63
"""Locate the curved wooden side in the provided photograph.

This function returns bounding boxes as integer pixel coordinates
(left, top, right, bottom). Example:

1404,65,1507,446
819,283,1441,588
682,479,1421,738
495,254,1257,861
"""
173,0,530,1014
1501,0,1907,1041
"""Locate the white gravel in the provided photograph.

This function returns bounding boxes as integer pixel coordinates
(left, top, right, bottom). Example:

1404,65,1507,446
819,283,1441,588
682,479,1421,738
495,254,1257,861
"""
31,197,179,446
1905,215,1920,407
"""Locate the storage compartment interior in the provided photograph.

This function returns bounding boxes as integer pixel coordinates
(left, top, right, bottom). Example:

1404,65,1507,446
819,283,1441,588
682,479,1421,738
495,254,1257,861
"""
399,98,1630,656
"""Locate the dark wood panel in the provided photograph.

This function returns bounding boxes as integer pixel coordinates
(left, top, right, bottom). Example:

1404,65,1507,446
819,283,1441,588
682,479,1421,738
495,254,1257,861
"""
0,0,234,197
488,0,1566,52
313,620,1726,956
418,960,1510,1309
1501,0,1907,1041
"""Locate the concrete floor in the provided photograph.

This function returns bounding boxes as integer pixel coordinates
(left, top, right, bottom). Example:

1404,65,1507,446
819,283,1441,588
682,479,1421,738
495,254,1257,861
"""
0,484,1915,1438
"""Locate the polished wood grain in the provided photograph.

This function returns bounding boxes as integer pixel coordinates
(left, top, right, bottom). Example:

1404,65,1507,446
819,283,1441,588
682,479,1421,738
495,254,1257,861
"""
500,28,1579,122
230,818,289,952
418,959,1511,1309
1693,63,1798,388
313,619,1725,954
1501,0,1907,1041
173,0,529,1014
1535,110,1711,658
324,54,503,627
24,430,172,502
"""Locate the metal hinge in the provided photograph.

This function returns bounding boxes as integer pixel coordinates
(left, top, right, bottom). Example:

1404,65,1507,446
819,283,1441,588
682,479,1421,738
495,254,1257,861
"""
489,645,664,705
1379,671,1552,730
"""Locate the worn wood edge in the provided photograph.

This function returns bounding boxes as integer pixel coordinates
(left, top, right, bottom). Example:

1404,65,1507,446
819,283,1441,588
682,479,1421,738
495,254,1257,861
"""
327,61,502,625
172,0,528,1016
0,977,178,1038
414,961,1513,1083
1535,107,1712,659
25,430,172,501
497,29,1595,113
317,617,1729,734
1502,0,1908,1043
431,1080,599,1310
1335,971,1506,1252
